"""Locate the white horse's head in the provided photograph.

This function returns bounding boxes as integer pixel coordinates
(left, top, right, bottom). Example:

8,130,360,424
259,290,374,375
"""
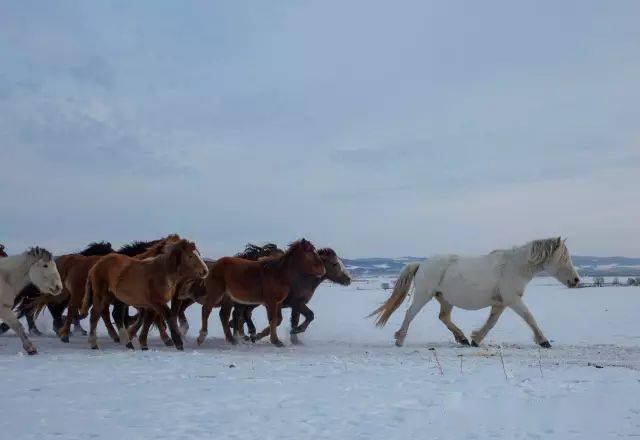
530,237,580,288
27,248,63,295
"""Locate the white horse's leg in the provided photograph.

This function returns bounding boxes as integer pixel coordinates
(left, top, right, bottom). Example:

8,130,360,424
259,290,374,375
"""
508,299,550,348
0,304,37,354
434,295,469,345
470,305,505,346
394,288,433,347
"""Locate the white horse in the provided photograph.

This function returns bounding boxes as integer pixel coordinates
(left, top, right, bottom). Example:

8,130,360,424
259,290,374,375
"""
370,237,580,348
0,247,63,354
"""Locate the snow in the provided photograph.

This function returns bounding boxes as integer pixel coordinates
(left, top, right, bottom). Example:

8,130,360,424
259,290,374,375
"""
1,278,640,439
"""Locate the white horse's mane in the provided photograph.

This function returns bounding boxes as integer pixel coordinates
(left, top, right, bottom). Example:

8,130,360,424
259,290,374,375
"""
527,238,568,266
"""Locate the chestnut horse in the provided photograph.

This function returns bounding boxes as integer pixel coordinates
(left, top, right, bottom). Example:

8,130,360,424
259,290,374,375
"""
81,239,208,350
18,236,180,343
179,239,325,347
170,243,284,342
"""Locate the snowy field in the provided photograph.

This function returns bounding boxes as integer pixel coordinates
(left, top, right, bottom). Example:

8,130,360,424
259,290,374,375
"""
1,277,639,439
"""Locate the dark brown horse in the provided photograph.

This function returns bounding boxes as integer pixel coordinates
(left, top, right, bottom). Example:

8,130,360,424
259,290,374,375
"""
247,248,352,344
175,239,325,347
0,244,7,258
81,239,208,350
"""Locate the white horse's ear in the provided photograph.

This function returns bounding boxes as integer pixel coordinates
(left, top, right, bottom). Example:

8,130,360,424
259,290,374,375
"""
555,237,561,247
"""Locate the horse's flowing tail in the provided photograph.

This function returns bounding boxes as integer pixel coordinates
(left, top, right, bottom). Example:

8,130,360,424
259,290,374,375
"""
368,262,420,327
78,277,94,318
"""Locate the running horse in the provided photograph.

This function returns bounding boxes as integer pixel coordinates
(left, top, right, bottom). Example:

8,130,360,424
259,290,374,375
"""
370,237,580,348
178,239,326,347
80,238,208,350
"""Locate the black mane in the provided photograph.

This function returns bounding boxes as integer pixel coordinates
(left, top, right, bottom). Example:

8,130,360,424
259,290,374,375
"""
80,241,114,256
118,240,159,257
236,243,281,261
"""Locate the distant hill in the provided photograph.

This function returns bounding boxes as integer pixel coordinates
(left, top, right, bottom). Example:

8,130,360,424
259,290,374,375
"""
344,256,640,278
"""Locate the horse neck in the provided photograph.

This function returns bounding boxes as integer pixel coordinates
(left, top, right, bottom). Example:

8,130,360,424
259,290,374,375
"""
0,253,32,292
507,244,542,281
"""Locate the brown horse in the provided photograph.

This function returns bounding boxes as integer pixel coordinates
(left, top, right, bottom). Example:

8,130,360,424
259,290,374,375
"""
177,239,325,347
170,243,284,342
241,247,352,344
22,236,181,343
81,239,208,350
0,244,7,258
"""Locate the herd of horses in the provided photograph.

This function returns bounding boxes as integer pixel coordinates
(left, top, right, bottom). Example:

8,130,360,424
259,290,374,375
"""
0,236,581,355
0,236,351,354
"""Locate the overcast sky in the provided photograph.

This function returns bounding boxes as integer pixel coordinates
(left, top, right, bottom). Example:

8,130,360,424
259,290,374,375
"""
1,1,639,258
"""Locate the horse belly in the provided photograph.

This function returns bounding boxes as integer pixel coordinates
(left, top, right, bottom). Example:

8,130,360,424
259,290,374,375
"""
438,274,495,311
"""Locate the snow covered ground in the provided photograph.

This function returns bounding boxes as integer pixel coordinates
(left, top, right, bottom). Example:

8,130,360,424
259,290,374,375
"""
1,277,639,439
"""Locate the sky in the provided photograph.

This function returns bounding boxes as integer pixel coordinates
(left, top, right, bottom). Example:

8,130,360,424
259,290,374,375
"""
1,1,639,258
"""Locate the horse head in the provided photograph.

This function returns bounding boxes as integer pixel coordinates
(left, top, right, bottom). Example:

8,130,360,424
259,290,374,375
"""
317,248,351,285
531,237,580,288
26,247,63,296
168,239,209,280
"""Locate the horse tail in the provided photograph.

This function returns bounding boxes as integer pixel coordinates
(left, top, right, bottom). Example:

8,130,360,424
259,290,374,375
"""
368,262,420,327
79,276,94,318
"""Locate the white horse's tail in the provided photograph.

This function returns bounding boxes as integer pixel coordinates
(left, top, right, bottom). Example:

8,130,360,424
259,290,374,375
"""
369,262,420,327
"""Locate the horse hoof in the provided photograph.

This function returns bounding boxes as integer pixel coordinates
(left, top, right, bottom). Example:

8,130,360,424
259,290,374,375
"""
395,340,404,347
91,345,99,350
60,336,69,343
113,337,120,344
26,348,38,355
29,329,42,337
539,341,552,349
164,339,174,347
290,326,304,335
459,338,470,346
272,340,285,347
125,342,135,350
141,346,149,351
471,340,479,347
175,345,184,351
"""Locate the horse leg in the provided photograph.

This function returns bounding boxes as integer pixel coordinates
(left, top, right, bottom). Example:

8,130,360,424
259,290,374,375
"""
59,289,83,342
291,304,314,334
0,304,37,355
101,304,121,344
434,295,469,346
219,300,236,344
231,305,247,339
266,302,284,347
508,299,550,348
155,303,183,351
88,295,107,350
126,309,144,340
470,305,505,347
175,298,193,337
0,322,9,335
197,302,214,346
112,300,134,349
155,314,174,347
290,307,301,344
244,306,257,341
395,288,434,347
138,311,154,350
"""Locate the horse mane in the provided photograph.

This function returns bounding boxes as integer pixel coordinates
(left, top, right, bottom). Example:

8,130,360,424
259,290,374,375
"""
135,234,182,259
261,239,313,271
528,237,566,266
0,244,6,257
26,247,52,262
80,241,114,256
236,243,281,261
117,240,160,257
317,248,336,258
